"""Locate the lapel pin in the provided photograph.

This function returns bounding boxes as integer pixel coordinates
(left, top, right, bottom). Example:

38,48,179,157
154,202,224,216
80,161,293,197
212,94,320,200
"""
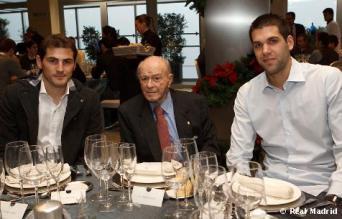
187,121,191,125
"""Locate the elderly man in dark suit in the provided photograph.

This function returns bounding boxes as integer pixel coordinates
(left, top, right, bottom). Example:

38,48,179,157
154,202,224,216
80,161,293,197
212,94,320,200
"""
118,56,221,162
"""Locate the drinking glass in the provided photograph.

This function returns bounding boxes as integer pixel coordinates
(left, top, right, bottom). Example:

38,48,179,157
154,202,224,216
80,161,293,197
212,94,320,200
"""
177,138,198,210
34,145,51,196
229,161,265,219
0,160,5,196
91,141,119,212
44,145,64,201
18,146,45,204
161,146,190,218
4,141,29,202
120,143,137,211
84,134,106,201
191,151,218,174
116,142,134,204
0,160,5,219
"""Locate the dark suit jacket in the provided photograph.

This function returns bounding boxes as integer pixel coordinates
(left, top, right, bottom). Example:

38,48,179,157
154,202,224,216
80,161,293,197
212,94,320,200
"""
118,90,221,162
0,79,104,164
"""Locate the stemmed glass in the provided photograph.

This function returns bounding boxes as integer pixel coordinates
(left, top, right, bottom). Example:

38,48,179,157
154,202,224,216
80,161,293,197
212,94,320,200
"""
116,142,134,204
4,141,29,202
84,134,107,201
161,145,190,218
0,160,5,196
91,141,119,212
177,138,198,210
18,146,45,204
229,161,265,219
0,160,5,219
120,143,137,211
44,145,64,201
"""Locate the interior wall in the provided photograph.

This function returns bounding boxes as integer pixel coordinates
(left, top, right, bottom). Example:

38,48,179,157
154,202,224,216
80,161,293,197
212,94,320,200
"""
205,0,270,73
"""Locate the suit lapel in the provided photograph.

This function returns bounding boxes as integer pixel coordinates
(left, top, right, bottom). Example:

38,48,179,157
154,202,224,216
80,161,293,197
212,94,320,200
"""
19,84,39,143
172,91,193,138
138,101,162,161
63,89,83,129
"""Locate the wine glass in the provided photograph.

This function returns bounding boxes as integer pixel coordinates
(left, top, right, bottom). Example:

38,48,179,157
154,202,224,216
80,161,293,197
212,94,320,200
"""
120,143,137,211
161,145,190,218
91,141,119,212
44,145,64,201
0,160,5,196
230,161,265,219
18,146,45,204
116,142,134,204
34,145,51,196
84,134,107,201
177,137,198,210
191,151,218,173
4,141,29,202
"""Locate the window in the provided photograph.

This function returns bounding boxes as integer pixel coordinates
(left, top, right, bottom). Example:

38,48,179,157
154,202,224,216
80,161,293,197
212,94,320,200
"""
288,0,337,28
158,2,200,79
0,11,28,43
107,3,146,44
64,6,101,49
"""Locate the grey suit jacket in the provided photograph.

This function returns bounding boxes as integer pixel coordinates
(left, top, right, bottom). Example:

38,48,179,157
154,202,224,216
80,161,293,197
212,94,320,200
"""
118,90,221,162
0,78,104,164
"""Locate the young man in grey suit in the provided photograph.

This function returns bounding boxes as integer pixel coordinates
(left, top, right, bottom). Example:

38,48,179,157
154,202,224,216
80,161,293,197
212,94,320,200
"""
0,34,103,164
118,56,221,162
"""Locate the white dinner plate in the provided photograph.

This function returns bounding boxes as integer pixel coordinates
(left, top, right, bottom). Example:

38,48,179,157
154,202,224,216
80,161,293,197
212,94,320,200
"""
260,177,301,206
131,174,165,184
5,163,71,189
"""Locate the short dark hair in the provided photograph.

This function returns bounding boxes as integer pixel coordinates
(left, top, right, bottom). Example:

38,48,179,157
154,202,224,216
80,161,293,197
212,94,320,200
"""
102,25,117,40
135,14,152,27
286,12,295,19
249,14,290,42
317,32,330,47
323,8,334,15
0,38,16,53
328,34,338,46
38,34,77,60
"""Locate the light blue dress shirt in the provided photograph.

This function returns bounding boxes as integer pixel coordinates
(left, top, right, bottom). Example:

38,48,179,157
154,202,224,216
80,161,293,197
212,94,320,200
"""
151,91,180,145
227,58,342,196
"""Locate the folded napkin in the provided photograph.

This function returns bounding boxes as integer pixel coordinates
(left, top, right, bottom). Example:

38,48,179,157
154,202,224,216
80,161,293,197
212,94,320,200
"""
135,162,162,176
234,174,294,200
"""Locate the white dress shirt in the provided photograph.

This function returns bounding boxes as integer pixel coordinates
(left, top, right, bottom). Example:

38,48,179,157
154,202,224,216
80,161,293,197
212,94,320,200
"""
37,79,74,148
227,58,342,196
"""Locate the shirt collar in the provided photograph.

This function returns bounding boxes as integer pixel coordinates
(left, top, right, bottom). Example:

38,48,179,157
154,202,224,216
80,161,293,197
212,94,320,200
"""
262,57,305,90
150,91,172,113
33,75,75,95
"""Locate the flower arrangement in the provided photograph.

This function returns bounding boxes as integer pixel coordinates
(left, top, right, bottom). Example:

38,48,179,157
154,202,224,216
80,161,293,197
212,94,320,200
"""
193,54,263,107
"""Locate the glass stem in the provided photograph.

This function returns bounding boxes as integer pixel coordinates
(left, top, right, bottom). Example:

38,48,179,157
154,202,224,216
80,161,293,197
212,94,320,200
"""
128,179,132,203
19,179,24,203
56,180,61,202
183,179,189,205
98,178,103,198
34,186,39,204
175,187,180,214
104,180,109,207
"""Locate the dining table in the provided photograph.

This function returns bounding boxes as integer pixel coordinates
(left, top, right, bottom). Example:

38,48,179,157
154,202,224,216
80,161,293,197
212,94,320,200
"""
2,165,342,219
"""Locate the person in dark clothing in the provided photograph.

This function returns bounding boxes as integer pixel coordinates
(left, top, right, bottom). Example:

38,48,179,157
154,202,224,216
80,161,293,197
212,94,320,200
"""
19,40,38,71
309,32,339,65
135,14,162,56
